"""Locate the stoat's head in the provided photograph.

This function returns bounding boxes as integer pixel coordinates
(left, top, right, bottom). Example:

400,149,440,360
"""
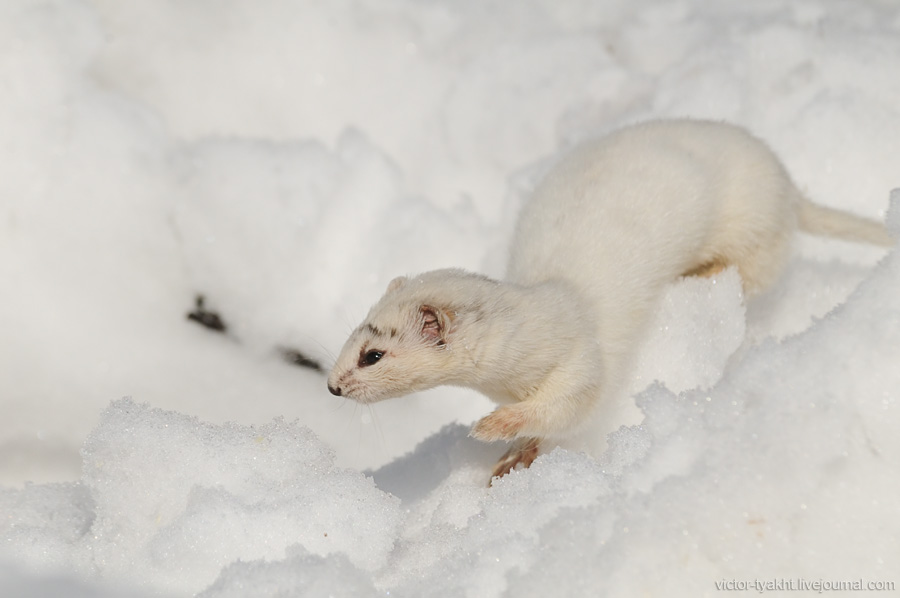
327,271,475,404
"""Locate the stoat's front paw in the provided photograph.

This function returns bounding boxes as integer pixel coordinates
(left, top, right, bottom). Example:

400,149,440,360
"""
470,406,527,442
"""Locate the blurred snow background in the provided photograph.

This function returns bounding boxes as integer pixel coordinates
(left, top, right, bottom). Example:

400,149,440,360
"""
1,0,898,596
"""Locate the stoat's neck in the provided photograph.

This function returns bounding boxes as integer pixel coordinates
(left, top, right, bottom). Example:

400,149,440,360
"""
447,280,595,404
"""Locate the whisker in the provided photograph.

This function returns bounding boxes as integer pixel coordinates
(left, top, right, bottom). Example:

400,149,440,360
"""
339,312,357,336
328,397,349,414
368,403,386,450
300,334,338,365
341,399,359,438
353,401,364,465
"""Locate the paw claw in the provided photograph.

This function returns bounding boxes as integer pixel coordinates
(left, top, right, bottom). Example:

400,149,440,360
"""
489,438,541,484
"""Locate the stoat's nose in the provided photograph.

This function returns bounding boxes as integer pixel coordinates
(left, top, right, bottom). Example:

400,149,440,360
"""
327,383,342,397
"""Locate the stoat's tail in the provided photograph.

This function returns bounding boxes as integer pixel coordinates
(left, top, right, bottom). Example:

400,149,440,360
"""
797,197,894,247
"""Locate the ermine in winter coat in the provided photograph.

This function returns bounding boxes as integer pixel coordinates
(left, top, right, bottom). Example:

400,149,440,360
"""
327,119,894,481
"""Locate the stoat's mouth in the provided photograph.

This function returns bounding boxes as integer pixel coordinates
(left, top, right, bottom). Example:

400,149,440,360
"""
326,369,413,404
327,366,368,397
330,379,378,404
349,384,409,405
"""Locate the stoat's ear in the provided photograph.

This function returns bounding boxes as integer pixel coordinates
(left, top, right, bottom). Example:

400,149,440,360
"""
386,276,408,293
420,305,452,345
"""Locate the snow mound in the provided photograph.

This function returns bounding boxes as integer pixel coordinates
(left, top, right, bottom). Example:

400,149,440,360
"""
2,400,401,596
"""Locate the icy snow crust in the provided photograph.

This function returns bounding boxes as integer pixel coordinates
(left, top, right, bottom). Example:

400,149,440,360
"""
2,0,900,596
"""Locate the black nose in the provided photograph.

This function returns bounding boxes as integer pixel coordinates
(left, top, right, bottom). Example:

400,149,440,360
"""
328,384,342,396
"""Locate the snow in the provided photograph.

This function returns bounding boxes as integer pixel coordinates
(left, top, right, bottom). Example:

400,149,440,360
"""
2,0,899,596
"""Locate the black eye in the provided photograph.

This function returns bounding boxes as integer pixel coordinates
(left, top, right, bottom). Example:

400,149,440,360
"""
359,350,384,367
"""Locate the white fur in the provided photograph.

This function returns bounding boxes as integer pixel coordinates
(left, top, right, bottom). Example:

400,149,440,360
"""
327,119,893,478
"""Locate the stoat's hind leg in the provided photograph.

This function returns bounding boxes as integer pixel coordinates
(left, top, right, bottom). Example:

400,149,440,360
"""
728,230,792,295
687,230,792,294
490,437,541,484
682,228,792,295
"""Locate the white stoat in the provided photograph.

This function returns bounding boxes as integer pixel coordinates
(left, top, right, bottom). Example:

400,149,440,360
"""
327,119,894,481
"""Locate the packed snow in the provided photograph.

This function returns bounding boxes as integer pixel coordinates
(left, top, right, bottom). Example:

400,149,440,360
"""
2,0,899,596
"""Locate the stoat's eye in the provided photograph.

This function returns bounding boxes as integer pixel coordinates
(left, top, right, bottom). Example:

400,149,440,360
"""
359,350,384,367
